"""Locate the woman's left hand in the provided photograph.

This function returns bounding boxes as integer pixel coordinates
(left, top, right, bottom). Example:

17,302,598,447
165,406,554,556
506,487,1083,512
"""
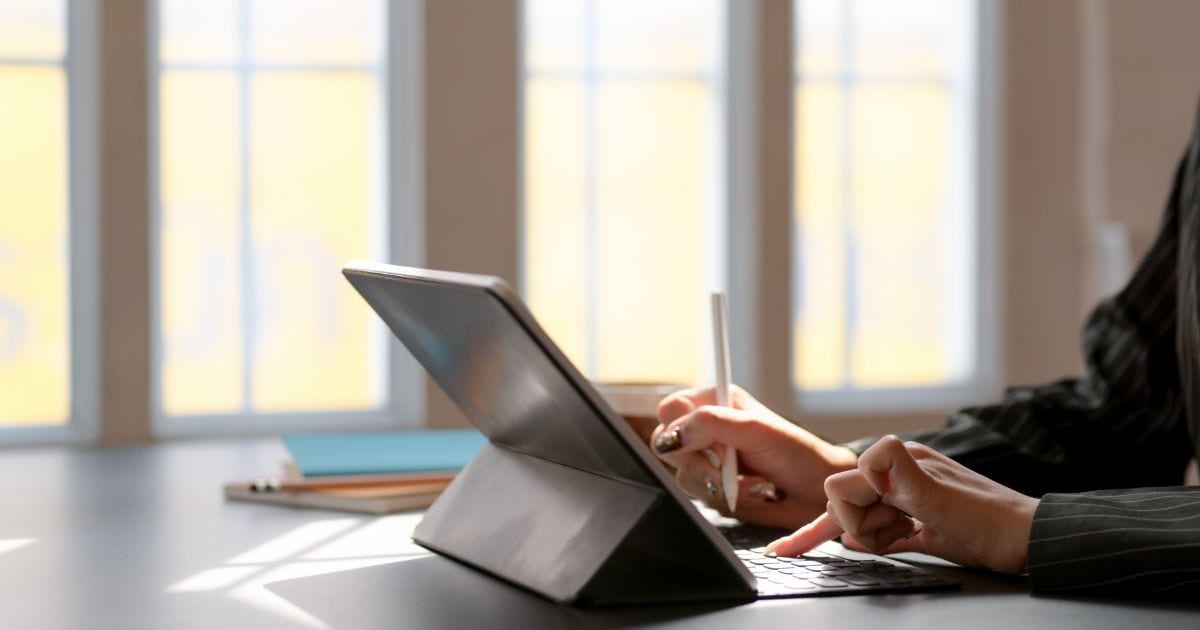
765,435,1038,574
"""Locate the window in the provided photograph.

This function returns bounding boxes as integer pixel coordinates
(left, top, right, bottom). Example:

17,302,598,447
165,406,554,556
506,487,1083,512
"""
792,0,987,410
155,0,413,431
0,1,71,428
522,0,726,387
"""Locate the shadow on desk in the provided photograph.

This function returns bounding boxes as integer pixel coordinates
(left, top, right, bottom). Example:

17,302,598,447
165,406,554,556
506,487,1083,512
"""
268,554,1200,630
267,555,738,629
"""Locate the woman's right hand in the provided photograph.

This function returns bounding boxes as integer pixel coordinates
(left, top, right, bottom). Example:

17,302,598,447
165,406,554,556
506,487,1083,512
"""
651,385,858,530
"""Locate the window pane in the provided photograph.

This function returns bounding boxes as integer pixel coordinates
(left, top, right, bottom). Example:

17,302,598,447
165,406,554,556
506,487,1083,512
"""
524,1,722,386
0,66,68,425
249,72,381,412
793,83,846,390
594,81,709,384
851,0,962,78
524,0,586,74
160,71,243,416
0,0,64,61
593,0,719,76
159,0,239,65
524,78,589,366
849,85,956,387
793,0,977,395
794,0,841,77
250,0,383,66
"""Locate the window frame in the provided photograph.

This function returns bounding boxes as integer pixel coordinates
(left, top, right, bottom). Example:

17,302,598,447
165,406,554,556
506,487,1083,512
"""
0,0,101,445
785,0,1003,416
148,0,426,438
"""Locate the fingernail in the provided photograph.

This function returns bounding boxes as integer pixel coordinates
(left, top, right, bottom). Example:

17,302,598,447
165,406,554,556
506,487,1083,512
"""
747,481,779,501
702,448,721,468
763,538,784,556
654,428,683,453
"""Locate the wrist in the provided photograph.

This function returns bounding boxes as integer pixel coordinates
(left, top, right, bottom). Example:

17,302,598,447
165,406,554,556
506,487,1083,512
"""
999,494,1038,574
824,444,859,473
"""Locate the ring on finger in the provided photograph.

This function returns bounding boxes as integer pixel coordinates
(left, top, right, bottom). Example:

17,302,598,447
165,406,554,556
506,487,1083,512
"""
705,480,719,497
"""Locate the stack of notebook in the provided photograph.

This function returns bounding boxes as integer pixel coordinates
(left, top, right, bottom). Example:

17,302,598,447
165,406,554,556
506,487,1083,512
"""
224,429,486,514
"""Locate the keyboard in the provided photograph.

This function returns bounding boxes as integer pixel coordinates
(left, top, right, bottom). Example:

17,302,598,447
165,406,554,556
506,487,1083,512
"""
718,522,959,598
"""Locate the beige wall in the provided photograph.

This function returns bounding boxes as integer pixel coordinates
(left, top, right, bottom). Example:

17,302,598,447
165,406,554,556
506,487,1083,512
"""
1000,0,1200,390
422,0,519,426
1092,0,1200,236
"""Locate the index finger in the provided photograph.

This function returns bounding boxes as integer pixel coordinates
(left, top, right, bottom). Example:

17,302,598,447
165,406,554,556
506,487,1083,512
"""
657,387,711,424
763,511,843,557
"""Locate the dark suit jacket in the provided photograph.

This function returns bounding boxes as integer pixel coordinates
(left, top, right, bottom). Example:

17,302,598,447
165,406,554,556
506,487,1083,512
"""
849,104,1200,596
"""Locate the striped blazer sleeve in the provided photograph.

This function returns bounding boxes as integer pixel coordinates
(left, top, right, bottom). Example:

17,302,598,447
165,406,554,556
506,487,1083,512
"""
848,152,1195,497
1027,487,1200,596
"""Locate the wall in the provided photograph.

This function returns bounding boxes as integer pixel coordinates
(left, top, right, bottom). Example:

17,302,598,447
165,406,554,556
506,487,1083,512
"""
1083,0,1200,280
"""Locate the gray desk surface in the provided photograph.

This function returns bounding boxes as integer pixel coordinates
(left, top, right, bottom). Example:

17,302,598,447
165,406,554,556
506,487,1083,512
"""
1,438,1197,629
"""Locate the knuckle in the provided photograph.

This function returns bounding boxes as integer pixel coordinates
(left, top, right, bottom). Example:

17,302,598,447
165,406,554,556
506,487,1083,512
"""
823,473,842,497
656,395,690,422
904,441,934,457
694,405,722,422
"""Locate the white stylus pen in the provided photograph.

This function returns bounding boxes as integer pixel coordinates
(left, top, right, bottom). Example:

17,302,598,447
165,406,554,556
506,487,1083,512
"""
711,291,738,513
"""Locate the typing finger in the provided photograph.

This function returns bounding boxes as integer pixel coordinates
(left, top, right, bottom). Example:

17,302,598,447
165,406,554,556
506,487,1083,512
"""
765,511,844,557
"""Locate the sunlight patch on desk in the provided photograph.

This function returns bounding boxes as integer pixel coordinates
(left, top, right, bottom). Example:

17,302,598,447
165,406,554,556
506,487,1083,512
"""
230,558,412,630
168,565,262,593
302,513,425,560
225,518,360,564
0,538,33,556
166,515,426,627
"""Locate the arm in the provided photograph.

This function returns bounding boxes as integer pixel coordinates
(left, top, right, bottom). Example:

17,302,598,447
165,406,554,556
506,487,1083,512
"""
843,153,1195,497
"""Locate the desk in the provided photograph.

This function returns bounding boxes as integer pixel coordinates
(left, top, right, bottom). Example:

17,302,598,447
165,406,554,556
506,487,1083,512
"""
1,439,1197,629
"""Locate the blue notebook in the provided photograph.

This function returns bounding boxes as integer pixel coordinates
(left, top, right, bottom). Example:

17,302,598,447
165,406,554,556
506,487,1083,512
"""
282,430,487,477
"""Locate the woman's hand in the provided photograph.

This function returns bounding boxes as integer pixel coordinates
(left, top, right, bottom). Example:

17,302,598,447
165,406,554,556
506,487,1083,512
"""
651,385,858,529
766,435,1038,574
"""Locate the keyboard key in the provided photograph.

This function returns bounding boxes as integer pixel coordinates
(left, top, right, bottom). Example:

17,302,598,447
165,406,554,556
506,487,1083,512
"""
861,571,913,585
779,577,816,590
840,575,881,586
808,577,848,588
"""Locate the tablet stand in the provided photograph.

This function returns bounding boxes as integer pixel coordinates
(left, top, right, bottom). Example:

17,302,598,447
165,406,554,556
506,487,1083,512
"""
414,442,755,605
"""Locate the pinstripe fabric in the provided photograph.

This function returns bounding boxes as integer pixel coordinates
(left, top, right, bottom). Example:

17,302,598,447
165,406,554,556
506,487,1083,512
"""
842,105,1200,596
